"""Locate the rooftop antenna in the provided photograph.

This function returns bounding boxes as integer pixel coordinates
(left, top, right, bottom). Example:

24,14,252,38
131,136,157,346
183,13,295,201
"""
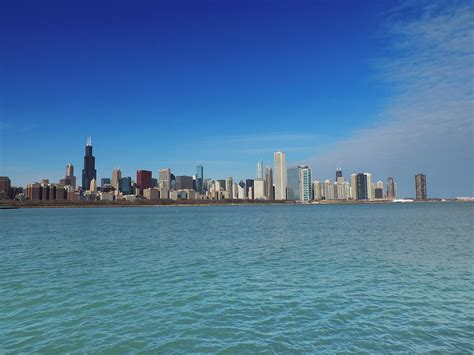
87,136,92,146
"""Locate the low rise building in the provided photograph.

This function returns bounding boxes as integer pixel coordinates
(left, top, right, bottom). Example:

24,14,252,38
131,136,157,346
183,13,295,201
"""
143,188,160,200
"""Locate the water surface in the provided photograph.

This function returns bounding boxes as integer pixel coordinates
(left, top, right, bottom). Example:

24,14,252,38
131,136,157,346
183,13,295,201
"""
1,203,473,352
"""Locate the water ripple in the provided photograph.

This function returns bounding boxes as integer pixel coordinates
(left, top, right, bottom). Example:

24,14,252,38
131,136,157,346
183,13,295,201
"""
1,203,473,352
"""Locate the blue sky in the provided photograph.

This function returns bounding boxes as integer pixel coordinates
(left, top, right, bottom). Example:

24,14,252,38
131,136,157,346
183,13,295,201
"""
1,0,472,197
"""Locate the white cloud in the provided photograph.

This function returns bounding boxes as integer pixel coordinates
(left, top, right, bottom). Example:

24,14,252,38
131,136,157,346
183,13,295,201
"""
305,2,474,197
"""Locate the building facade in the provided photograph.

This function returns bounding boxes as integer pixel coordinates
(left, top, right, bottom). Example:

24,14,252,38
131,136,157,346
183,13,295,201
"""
225,177,233,199
195,165,204,194
112,169,121,191
387,177,395,200
274,151,287,200
137,170,152,191
81,136,96,191
119,177,132,195
287,167,299,201
175,175,194,190
257,161,263,179
313,180,322,200
253,179,265,200
415,174,427,200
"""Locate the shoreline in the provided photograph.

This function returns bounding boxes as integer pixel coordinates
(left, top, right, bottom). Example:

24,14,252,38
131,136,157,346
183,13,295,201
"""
0,199,468,209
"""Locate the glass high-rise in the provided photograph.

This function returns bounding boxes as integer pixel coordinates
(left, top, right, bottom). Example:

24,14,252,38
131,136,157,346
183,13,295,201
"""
356,173,368,200
299,165,312,202
287,165,312,202
287,167,300,201
265,166,273,200
196,165,204,193
119,177,132,195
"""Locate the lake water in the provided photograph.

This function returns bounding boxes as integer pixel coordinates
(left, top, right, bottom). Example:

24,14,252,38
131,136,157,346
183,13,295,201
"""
1,203,473,352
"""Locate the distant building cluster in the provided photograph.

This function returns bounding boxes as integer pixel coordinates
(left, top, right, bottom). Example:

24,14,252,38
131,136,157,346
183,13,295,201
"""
1,137,432,203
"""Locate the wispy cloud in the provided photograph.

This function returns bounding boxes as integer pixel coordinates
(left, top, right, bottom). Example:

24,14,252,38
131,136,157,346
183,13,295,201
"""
305,1,474,197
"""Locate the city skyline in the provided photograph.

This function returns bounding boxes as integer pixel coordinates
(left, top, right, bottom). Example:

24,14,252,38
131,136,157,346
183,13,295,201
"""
1,1,473,198
2,137,447,202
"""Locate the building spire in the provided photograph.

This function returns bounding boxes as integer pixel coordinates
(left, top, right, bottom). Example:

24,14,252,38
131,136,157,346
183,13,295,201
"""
87,136,92,147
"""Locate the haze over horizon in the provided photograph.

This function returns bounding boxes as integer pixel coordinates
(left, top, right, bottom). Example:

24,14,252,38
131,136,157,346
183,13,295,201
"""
1,0,473,198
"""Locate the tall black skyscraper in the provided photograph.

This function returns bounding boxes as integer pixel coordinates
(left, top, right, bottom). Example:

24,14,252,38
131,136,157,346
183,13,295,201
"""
356,173,368,200
82,136,96,191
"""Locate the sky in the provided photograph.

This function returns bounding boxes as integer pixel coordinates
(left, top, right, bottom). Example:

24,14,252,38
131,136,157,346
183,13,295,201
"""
1,0,472,197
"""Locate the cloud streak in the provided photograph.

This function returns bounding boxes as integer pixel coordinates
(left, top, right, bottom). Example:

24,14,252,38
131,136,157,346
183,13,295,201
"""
305,1,474,197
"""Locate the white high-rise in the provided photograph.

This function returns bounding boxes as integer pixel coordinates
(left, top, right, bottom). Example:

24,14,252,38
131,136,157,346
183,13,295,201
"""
323,180,336,200
253,179,265,200
366,173,373,200
274,151,287,200
257,161,263,179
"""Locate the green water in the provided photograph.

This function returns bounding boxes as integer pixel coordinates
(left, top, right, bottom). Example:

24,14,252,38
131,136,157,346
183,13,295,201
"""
1,203,473,352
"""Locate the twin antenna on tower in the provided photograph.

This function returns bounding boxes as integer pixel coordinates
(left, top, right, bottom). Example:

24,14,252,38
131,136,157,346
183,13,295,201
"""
86,136,92,146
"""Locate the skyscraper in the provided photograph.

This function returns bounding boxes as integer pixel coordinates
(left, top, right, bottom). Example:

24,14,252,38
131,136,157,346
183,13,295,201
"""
119,177,132,195
176,175,194,190
112,168,121,191
0,176,11,200
159,168,171,198
356,173,368,200
66,163,74,178
257,161,263,179
387,177,395,200
336,166,343,182
313,180,322,200
366,173,373,200
274,151,287,200
82,136,96,191
254,179,265,199
137,170,152,191
225,177,233,199
287,165,312,202
336,180,350,200
265,166,273,200
238,180,247,199
287,167,300,201
217,179,226,191
196,165,204,194
299,165,312,202
66,163,76,188
323,180,336,200
415,174,427,200
350,174,357,200
60,163,76,188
